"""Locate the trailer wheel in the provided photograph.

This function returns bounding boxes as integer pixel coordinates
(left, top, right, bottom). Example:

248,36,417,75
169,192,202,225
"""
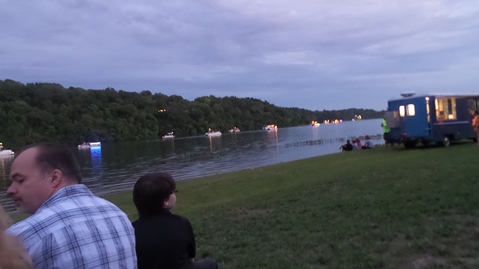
404,142,416,149
442,136,450,147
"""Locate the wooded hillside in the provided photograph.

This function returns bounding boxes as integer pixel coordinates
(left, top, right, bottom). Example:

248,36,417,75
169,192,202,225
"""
0,79,384,149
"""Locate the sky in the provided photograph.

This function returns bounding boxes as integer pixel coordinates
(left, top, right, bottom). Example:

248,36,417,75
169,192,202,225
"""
1,0,479,111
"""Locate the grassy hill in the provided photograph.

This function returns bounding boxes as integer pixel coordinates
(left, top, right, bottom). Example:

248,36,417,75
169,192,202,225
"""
103,142,479,269
10,142,479,268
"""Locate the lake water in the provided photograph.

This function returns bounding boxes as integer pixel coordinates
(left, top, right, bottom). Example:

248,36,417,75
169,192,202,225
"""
0,119,383,211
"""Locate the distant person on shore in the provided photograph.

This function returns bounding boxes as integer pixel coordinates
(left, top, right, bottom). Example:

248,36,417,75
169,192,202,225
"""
340,140,353,151
6,143,137,268
352,138,363,150
0,204,32,269
381,117,391,145
132,172,219,269
362,136,375,149
473,110,479,146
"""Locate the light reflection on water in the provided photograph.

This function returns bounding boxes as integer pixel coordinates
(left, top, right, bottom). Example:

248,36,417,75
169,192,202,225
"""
0,119,383,211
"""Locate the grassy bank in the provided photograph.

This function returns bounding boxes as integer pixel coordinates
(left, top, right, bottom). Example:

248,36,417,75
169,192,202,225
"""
13,143,479,268
106,143,479,269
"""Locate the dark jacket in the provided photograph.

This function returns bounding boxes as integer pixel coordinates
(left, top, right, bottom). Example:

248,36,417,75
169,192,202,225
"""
133,210,195,269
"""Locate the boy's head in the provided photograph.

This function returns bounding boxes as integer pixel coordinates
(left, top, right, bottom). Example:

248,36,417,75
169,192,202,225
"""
133,172,177,216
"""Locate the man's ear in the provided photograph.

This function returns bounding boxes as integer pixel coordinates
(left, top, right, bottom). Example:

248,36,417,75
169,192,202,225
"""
50,169,63,188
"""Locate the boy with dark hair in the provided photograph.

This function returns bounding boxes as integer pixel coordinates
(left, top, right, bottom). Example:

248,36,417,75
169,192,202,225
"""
133,172,219,269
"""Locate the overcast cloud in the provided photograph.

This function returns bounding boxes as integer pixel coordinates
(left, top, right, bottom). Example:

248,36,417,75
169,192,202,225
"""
1,0,479,110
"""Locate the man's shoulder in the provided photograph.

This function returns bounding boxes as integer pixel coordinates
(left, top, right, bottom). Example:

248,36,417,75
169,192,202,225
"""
8,217,35,235
60,194,130,224
7,211,53,246
9,194,128,238
54,185,126,215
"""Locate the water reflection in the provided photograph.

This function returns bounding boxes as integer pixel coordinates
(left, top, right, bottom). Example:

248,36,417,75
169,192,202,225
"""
0,119,384,211
208,136,222,153
79,147,103,188
0,158,13,190
266,129,279,150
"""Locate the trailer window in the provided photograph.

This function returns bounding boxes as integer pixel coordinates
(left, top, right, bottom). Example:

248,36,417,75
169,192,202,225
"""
406,104,415,116
426,97,430,123
399,106,405,117
435,98,457,120
468,99,478,115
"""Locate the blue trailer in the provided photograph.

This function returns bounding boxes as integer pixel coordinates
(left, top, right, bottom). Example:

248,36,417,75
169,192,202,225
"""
385,93,479,148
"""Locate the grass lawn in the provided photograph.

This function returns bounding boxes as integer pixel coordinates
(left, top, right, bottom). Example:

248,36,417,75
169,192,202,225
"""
106,142,479,269
13,142,479,268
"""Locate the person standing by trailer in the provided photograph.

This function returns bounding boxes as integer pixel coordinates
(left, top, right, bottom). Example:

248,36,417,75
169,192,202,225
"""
381,117,391,145
473,110,479,146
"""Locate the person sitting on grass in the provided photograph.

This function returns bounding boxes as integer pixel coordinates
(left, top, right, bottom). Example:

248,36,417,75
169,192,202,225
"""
352,138,363,150
132,172,219,269
362,136,375,149
340,140,353,151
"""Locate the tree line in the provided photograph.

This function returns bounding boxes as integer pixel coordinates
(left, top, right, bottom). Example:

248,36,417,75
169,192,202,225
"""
0,79,384,149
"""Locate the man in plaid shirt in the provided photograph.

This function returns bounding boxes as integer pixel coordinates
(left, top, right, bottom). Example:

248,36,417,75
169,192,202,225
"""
6,143,137,269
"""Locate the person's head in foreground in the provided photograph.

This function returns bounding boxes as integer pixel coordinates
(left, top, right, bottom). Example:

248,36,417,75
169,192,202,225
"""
132,173,220,269
0,205,32,269
7,143,82,214
133,172,177,216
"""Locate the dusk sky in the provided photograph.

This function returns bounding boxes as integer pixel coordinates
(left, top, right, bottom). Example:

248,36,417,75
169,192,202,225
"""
1,0,478,111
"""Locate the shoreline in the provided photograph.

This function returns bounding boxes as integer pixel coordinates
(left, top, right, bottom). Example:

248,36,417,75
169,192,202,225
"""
108,142,479,269
2,121,384,212
9,142,479,268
